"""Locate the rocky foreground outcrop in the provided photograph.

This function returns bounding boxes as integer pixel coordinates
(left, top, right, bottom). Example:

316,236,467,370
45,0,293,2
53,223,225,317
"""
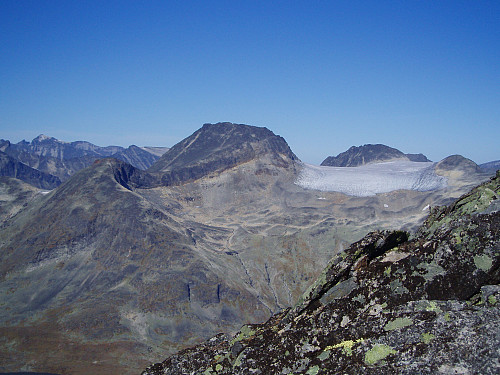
143,171,500,374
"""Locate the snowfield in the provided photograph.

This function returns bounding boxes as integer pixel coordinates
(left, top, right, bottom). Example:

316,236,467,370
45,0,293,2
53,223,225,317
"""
295,161,447,197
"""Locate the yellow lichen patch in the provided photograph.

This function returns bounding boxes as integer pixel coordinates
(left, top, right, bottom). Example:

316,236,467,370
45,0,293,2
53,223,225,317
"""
230,324,256,346
325,338,364,356
384,265,392,277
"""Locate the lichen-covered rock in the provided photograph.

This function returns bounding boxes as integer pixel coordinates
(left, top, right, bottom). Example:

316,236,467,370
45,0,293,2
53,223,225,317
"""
142,171,500,374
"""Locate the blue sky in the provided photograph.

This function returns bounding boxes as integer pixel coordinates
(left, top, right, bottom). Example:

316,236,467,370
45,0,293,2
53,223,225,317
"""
1,1,498,164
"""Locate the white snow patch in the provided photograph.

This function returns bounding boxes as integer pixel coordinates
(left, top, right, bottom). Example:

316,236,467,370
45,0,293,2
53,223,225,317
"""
295,161,447,197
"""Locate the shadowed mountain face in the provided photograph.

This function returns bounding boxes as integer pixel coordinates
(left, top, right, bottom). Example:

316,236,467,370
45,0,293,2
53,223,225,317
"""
321,144,430,167
112,145,164,170
143,172,500,375
0,123,494,375
0,151,61,189
148,122,298,185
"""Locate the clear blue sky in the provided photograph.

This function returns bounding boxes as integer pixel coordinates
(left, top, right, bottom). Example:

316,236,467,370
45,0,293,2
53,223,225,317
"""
1,0,498,164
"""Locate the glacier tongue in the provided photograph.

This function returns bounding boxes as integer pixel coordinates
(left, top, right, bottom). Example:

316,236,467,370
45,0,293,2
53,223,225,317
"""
295,161,447,197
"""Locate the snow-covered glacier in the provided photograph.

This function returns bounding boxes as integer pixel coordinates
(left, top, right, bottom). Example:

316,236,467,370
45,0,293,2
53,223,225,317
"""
295,161,447,197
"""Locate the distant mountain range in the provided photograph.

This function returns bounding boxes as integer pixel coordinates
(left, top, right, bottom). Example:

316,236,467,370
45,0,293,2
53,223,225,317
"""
0,135,169,186
0,122,497,374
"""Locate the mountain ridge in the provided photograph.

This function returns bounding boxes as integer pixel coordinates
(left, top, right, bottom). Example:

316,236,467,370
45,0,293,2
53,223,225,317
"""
0,135,169,186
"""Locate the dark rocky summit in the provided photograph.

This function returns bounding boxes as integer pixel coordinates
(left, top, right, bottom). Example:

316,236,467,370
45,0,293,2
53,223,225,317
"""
148,122,298,185
143,171,500,374
435,154,482,175
405,153,430,162
321,144,430,167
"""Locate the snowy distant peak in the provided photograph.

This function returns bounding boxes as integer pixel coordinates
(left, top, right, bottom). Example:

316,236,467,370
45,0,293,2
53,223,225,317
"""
321,144,430,167
33,134,60,143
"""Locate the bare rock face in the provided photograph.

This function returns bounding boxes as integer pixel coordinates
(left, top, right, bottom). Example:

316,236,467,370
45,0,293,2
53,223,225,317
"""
321,144,430,167
148,122,298,185
0,150,61,189
143,172,500,375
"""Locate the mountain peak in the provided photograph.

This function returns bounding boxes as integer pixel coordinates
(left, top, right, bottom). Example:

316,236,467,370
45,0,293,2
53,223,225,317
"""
434,154,482,179
321,144,430,167
33,134,56,142
148,122,298,185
